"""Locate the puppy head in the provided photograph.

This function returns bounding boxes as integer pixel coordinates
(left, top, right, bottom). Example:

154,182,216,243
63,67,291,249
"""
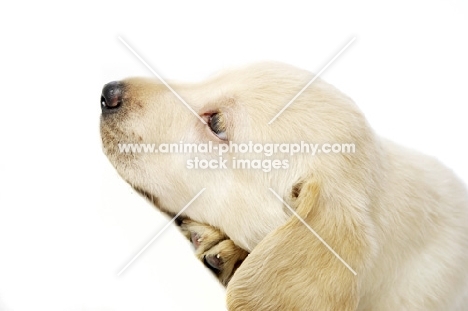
100,62,376,251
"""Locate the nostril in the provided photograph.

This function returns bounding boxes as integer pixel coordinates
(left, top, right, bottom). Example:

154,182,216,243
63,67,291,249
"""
100,95,107,107
101,81,123,111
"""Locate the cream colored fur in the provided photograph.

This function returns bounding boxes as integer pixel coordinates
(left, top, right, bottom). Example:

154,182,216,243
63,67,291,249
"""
101,62,468,310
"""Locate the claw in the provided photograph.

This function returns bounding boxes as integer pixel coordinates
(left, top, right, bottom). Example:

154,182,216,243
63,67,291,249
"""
191,232,202,249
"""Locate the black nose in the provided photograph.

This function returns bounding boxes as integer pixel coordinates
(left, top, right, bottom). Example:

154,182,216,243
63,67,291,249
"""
101,81,123,112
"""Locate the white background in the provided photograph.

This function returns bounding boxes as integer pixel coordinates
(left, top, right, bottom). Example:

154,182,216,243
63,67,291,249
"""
0,0,467,310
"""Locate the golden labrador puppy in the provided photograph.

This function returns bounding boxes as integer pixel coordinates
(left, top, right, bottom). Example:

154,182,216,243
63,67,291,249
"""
100,62,468,310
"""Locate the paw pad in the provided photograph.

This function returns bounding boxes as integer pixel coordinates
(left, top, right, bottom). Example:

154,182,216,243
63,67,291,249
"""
204,254,222,272
191,232,202,249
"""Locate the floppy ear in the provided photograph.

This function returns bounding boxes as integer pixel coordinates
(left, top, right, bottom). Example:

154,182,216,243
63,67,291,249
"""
226,176,372,311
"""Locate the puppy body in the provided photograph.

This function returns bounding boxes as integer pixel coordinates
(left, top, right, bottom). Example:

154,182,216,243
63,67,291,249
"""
227,139,468,311
101,62,468,310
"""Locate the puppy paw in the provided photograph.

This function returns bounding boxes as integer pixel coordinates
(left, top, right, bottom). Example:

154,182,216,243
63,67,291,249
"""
203,239,248,285
179,219,248,285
